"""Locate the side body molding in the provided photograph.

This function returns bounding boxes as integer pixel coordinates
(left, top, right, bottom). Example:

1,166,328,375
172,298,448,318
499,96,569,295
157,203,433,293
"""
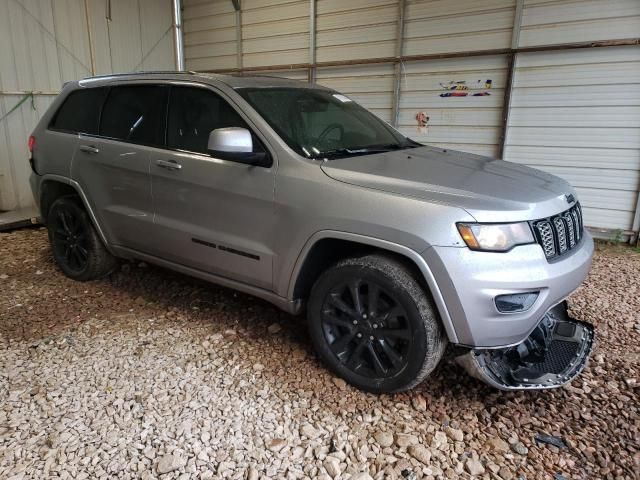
286,230,459,344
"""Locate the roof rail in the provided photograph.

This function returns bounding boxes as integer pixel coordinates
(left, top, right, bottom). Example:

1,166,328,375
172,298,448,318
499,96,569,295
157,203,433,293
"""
82,70,201,81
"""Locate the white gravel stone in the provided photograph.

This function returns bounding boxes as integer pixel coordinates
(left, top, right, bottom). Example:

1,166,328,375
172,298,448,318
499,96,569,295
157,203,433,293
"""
157,454,186,474
465,458,485,476
323,456,342,478
332,377,347,390
266,438,287,453
246,466,259,480
445,427,464,443
0,229,636,480
411,395,427,412
431,431,448,450
407,445,431,465
350,473,374,480
373,431,394,448
300,424,321,439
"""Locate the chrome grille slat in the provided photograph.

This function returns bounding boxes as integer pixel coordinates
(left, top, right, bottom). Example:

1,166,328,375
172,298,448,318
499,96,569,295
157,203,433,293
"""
571,209,581,242
531,203,583,261
537,220,556,257
563,213,576,247
554,217,567,253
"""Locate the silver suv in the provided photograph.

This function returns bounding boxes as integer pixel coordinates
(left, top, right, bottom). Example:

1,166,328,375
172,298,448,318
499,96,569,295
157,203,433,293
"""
29,72,594,392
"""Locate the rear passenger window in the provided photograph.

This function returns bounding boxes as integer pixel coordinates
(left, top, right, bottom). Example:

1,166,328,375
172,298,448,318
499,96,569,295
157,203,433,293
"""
100,85,168,146
167,86,261,155
50,87,108,135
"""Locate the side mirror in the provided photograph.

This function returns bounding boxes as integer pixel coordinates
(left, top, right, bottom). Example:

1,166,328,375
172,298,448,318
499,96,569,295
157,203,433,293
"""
207,127,269,166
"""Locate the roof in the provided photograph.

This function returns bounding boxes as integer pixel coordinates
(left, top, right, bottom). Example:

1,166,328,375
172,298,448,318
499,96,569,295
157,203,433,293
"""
77,71,328,90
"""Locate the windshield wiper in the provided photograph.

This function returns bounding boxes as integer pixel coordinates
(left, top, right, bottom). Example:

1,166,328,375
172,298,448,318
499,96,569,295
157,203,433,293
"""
312,148,384,159
313,144,404,159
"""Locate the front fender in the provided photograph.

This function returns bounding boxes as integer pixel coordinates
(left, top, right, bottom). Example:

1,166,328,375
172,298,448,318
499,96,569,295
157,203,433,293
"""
285,230,459,344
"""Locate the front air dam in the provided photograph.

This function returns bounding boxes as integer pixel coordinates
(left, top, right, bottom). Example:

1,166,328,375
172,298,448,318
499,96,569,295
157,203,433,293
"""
457,302,594,390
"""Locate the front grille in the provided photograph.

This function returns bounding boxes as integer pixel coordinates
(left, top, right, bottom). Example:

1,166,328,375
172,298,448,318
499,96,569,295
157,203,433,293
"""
531,203,583,260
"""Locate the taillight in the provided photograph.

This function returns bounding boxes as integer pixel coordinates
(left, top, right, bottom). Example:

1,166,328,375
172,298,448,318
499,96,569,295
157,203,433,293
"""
28,135,37,173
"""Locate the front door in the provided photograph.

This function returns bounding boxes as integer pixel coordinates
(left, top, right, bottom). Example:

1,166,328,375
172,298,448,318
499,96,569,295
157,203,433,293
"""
71,84,168,252
147,85,276,290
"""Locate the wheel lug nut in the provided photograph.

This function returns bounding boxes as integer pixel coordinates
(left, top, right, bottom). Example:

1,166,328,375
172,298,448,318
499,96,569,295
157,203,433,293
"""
369,335,374,341
356,333,363,338
362,314,367,319
353,320,358,325
373,323,378,329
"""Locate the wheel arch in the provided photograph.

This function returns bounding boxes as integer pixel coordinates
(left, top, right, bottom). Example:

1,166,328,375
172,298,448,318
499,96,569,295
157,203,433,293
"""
288,231,459,343
39,174,111,250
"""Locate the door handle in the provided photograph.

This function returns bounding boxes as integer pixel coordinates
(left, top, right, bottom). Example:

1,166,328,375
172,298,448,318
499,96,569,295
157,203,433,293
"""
79,145,99,154
155,159,182,171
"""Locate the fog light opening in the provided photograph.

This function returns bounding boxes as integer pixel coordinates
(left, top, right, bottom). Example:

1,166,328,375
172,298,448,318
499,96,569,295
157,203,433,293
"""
495,292,539,313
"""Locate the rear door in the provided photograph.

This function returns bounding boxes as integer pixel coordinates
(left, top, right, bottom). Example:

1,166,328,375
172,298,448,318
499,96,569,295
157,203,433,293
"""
71,84,168,252
46,86,108,180
147,85,276,290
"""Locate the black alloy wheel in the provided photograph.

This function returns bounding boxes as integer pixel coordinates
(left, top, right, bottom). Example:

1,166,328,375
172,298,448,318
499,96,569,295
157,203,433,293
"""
46,197,116,281
308,254,447,393
321,279,412,378
51,205,90,274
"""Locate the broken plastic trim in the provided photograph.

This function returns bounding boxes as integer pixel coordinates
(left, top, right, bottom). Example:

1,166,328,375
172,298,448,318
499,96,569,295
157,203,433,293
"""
457,302,594,390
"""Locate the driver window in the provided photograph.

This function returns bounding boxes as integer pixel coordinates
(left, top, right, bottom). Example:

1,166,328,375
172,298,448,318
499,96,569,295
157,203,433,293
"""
167,87,263,155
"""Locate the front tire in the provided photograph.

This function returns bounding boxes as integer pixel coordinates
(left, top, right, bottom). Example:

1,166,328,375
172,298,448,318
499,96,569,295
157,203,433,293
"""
47,197,116,281
307,254,447,393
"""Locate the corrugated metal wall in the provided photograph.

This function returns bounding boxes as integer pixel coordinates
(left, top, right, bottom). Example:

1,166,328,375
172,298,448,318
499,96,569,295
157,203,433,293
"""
505,46,640,232
0,0,174,214
316,0,397,62
506,0,640,232
243,0,309,68
395,1,515,156
397,55,508,157
317,64,395,123
404,0,514,55
183,0,237,71
518,0,640,47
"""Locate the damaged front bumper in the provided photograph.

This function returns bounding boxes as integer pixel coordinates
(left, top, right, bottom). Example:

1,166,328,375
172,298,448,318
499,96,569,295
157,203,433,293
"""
457,302,594,390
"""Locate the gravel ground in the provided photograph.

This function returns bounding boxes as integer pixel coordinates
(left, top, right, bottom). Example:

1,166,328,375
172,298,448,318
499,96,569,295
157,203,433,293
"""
1,227,638,480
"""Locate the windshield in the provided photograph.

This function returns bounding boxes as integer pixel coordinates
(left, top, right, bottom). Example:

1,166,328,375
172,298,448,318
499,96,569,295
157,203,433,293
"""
237,87,418,159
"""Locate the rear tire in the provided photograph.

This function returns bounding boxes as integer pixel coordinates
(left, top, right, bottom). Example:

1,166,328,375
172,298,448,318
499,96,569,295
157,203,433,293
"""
307,254,447,393
47,197,116,281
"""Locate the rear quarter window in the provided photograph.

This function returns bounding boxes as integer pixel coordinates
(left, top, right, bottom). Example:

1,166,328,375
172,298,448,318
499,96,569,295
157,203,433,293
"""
50,87,108,135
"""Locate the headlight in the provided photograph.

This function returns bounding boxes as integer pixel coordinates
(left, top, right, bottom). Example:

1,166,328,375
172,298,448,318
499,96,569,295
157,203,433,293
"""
457,222,534,252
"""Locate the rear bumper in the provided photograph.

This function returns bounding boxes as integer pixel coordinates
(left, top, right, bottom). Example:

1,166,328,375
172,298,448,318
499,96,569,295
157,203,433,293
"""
424,231,593,348
456,302,594,390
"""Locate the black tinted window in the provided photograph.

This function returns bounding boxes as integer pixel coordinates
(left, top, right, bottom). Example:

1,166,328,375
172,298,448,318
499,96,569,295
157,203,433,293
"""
51,87,108,134
167,86,256,154
100,85,168,145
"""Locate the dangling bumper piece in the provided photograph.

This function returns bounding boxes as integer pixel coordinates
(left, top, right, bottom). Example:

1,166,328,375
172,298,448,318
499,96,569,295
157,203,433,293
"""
457,302,594,390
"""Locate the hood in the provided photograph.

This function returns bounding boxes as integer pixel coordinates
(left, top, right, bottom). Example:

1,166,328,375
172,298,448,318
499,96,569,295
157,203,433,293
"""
320,146,577,222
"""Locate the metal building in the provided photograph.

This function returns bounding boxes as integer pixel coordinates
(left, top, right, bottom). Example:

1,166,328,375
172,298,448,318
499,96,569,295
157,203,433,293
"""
1,0,639,241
